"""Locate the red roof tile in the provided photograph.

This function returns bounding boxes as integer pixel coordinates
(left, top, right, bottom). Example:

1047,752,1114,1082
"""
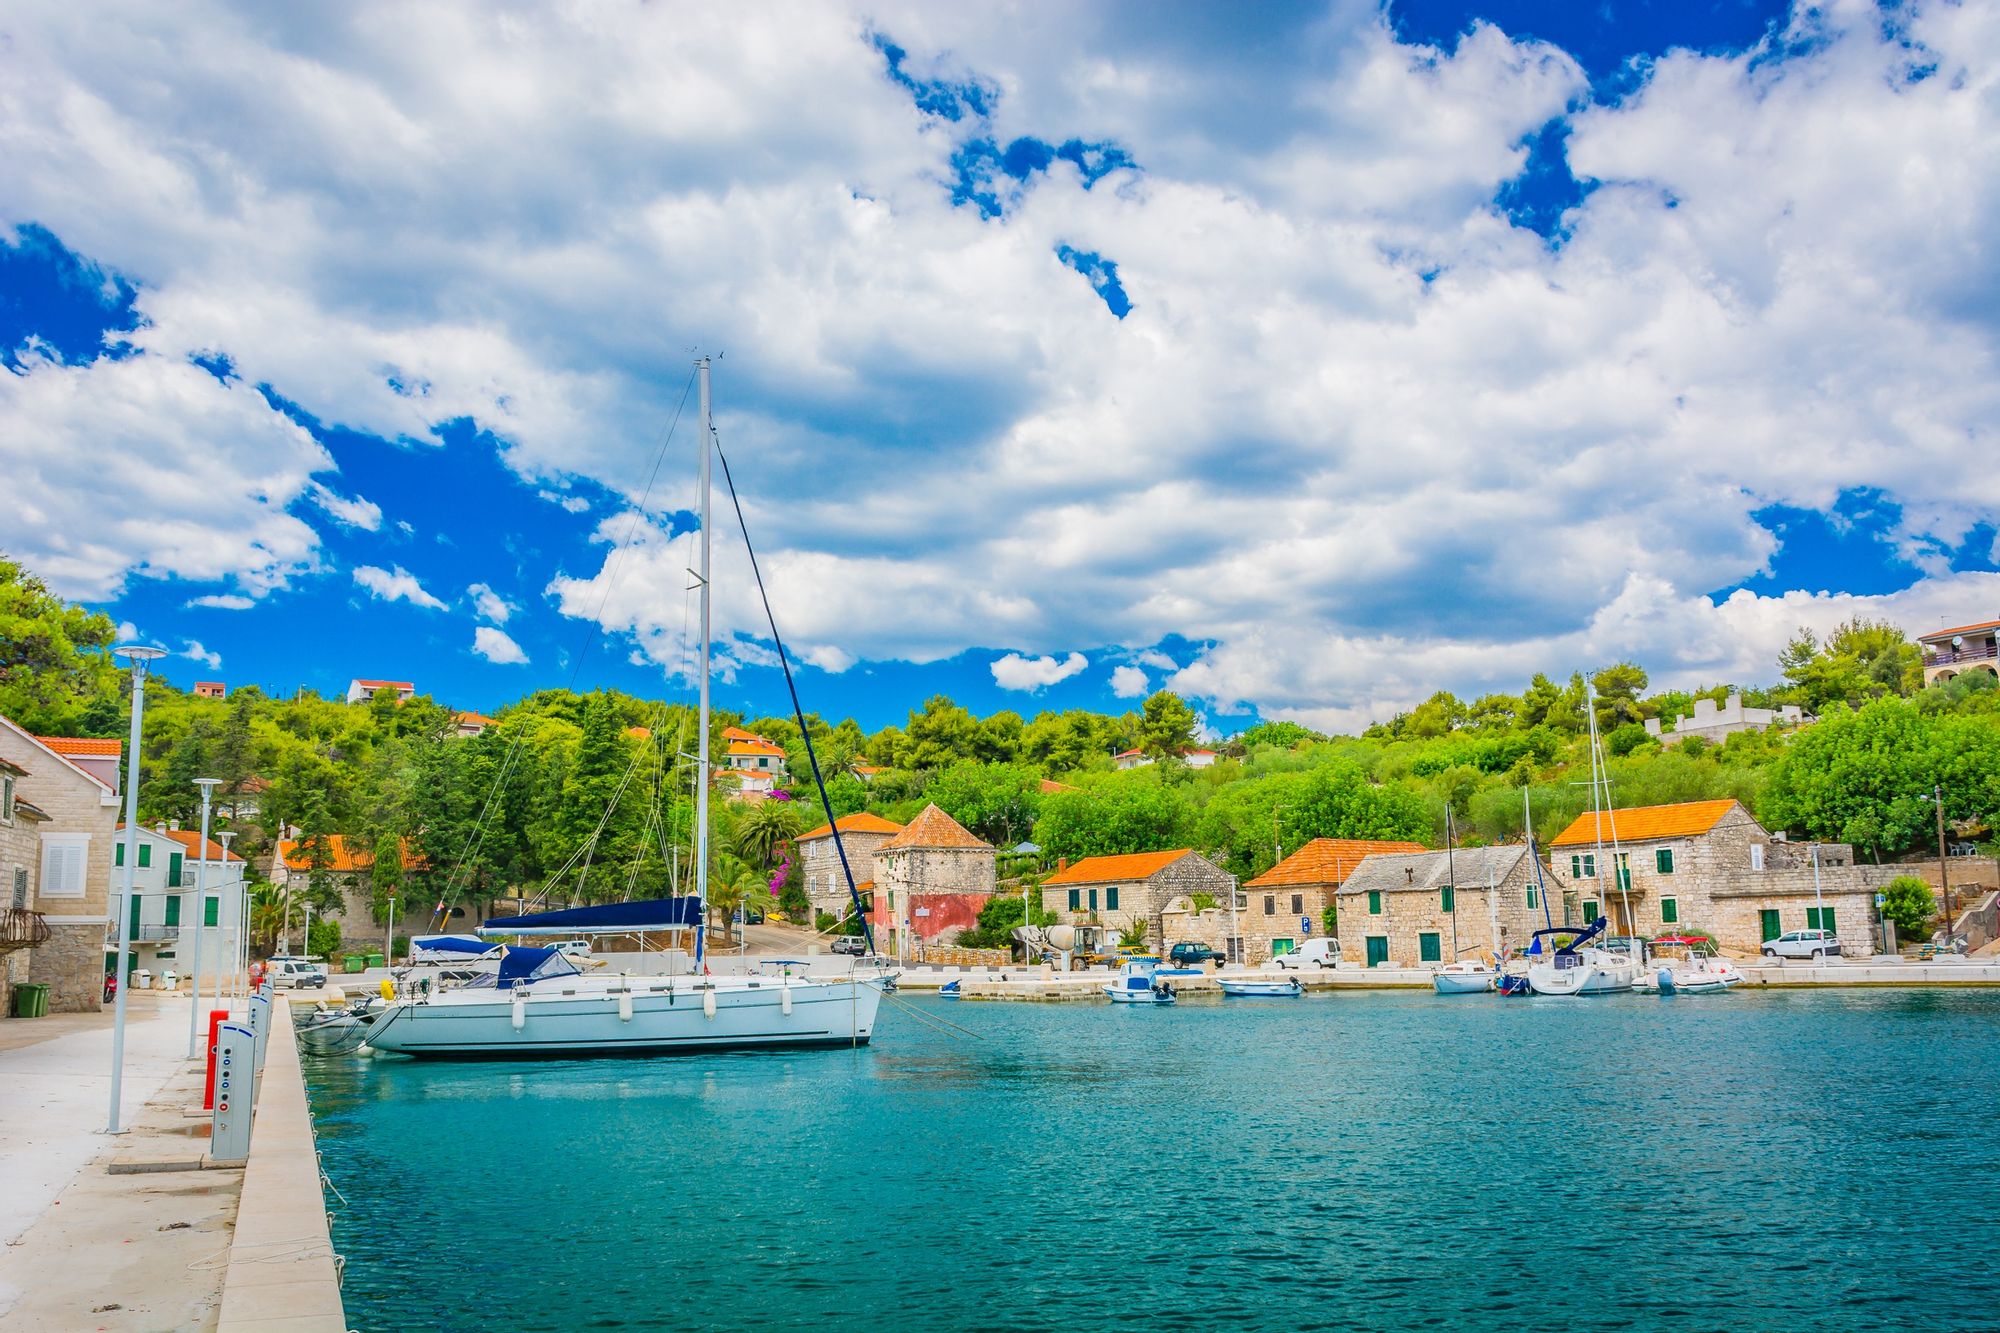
1549,799,1742,847
36,735,121,757
1245,838,1430,888
799,812,906,841
1044,850,1195,885
877,804,992,851
1919,619,2000,642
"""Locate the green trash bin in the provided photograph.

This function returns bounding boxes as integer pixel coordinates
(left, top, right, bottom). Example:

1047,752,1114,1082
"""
11,983,50,1018
343,955,366,973
366,952,385,967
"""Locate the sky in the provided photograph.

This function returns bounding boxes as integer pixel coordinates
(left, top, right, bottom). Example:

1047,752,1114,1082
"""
2,0,1998,735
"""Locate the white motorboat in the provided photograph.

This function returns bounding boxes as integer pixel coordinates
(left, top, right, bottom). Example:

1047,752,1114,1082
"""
1526,920,1639,996
1104,961,1176,1004
1432,961,1496,995
1634,936,1743,994
1217,976,1302,997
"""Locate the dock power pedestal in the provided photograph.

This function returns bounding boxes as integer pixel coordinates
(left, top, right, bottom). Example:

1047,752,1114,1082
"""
248,991,272,1074
209,1021,256,1162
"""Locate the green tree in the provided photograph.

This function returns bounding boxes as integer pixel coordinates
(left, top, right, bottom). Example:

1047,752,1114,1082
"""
900,696,979,770
1138,690,1199,758
922,762,1044,847
1780,619,1923,712
0,556,120,733
1880,874,1936,941
1236,720,1324,750
1591,662,1650,728
1033,778,1196,861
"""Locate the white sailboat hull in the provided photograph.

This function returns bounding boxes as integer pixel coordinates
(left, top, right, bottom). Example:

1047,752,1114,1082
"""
362,975,885,1058
1527,953,1638,996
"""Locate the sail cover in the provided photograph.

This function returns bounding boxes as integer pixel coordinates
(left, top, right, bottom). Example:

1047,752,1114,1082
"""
409,935,497,958
495,945,582,989
477,897,704,937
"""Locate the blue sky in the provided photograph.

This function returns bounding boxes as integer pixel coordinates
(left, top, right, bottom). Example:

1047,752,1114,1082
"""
3,1,1997,734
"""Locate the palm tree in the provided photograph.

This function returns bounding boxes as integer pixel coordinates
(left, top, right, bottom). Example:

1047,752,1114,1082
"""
732,799,805,870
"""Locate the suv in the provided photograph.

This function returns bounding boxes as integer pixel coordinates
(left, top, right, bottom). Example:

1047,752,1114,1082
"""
1763,929,1841,960
830,935,868,956
1168,942,1225,968
269,958,328,989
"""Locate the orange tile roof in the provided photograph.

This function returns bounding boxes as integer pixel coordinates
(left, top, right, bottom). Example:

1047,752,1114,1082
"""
877,804,992,851
122,826,242,863
1113,749,1145,759
277,834,429,873
624,725,651,739
1039,778,1079,794
1550,799,1742,848
457,711,496,726
36,735,121,757
723,725,774,743
799,812,905,841
728,738,786,757
1245,837,1429,888
1920,619,2000,642
1044,849,1195,885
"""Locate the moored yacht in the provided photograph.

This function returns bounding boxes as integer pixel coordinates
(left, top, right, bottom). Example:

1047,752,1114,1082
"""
1526,920,1638,996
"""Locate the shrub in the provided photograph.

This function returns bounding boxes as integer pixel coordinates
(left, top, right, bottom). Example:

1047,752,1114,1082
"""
1881,875,1936,940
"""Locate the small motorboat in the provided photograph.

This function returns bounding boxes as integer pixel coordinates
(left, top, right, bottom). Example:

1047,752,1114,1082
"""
1217,976,1303,998
938,979,962,999
1634,936,1743,994
295,999,372,1057
1104,960,1176,1005
1432,961,1496,995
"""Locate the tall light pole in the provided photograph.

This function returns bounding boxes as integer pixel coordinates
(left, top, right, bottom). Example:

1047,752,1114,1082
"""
1933,783,1955,944
217,831,237,1003
185,778,219,1058
105,644,165,1135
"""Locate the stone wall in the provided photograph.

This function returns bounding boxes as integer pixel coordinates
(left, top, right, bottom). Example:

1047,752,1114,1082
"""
0,724,119,1012
801,830,895,915
30,921,107,1011
1039,854,1235,950
1337,860,1547,966
873,845,995,896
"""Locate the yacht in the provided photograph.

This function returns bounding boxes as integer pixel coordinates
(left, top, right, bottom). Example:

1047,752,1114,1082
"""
1526,920,1638,996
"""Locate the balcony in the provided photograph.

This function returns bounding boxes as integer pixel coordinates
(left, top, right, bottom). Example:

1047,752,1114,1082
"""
0,908,50,954
1927,643,1998,667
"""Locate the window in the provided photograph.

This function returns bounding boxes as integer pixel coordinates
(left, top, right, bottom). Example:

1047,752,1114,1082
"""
168,851,184,888
1,774,14,823
1419,932,1442,963
1661,897,1678,925
1068,889,1080,910
38,833,88,899
1750,844,1765,871
138,844,151,869
1571,853,1596,879
1655,848,1675,875
1807,907,1837,933
1272,938,1296,957
1570,854,1580,879
1526,884,1538,910
165,895,181,927
1614,853,1632,892
1263,895,1275,916
1367,890,1382,915
1583,899,1600,922
12,867,27,909
115,842,123,867
1106,886,1119,911
1226,936,1243,964
1441,886,1454,913
1087,888,1098,911
204,896,219,927
1291,894,1303,915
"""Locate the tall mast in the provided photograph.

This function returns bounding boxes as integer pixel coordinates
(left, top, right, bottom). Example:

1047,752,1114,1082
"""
695,357,712,965
1583,677,1630,936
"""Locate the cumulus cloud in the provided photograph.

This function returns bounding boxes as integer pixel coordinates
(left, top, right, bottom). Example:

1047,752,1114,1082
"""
472,625,529,665
186,593,255,610
1109,664,1149,697
990,650,1088,691
353,564,446,610
306,481,382,531
467,582,512,625
7,1,1999,723
181,639,221,669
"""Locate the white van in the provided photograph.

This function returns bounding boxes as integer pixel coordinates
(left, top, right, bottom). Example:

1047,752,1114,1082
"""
1273,938,1341,969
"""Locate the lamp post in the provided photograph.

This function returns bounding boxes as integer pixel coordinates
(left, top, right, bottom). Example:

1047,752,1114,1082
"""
1930,784,1955,945
186,778,220,1058
105,644,165,1135
217,831,237,1003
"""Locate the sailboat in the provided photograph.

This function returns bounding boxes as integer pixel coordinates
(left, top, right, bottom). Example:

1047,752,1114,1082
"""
363,359,889,1058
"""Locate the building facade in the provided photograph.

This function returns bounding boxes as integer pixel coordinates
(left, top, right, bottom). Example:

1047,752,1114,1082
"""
1239,837,1429,962
868,805,996,953
1919,618,2000,686
345,678,417,704
1643,692,1805,745
1337,845,1550,967
796,812,903,919
106,823,246,986
0,715,121,1011
1041,849,1235,952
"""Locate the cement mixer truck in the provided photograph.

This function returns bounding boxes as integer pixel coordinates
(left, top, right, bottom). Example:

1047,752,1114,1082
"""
1011,923,1118,971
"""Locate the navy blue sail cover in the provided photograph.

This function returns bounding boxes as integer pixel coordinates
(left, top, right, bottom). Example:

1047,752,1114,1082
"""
410,935,493,956
477,897,704,937
495,946,582,989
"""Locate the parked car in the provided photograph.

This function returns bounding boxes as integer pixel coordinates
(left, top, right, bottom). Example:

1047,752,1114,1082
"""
1763,929,1841,960
1167,942,1225,968
552,939,593,957
830,935,868,956
269,958,329,989
1273,938,1342,969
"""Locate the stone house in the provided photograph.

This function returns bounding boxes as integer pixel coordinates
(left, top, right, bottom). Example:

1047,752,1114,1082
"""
1919,618,2000,686
273,834,436,949
1644,692,1804,745
867,805,996,953
1,757,52,1012
796,812,903,919
107,823,246,984
1546,799,1884,957
1041,849,1235,951
1338,845,1551,967
0,714,122,1012
1240,837,1428,962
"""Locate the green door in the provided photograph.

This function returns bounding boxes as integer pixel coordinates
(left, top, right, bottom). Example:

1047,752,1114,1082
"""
1760,909,1782,942
1419,932,1442,963
164,894,181,928
128,894,142,940
1365,935,1390,967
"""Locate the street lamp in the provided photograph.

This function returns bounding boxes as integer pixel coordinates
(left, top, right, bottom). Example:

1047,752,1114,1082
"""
217,831,237,1003
185,772,220,1056
105,644,165,1136
1922,785,1955,945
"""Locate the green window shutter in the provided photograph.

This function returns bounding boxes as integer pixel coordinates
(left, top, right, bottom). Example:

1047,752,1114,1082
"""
1661,897,1678,924
204,896,219,927
1583,899,1599,922
1526,885,1538,910
168,852,184,887
1068,889,1079,910
1570,855,1580,879
1419,932,1441,962
1616,855,1631,892
1088,888,1098,911
165,894,181,927
115,843,124,867
138,844,151,868
129,894,142,938
1655,848,1674,874
1107,886,1119,911
1583,854,1595,879
1441,886,1454,913
1367,890,1381,915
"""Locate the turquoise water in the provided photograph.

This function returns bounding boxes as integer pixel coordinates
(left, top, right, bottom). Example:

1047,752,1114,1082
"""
306,989,2000,1332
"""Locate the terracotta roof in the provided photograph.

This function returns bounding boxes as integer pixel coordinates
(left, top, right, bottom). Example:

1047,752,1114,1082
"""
722,725,774,743
1187,748,1218,757
194,681,223,689
1039,778,1079,794
624,725,651,739
36,735,121,757
11,798,49,821
877,804,992,851
852,764,884,775
121,826,242,863
458,711,496,726
351,679,414,690
1245,837,1429,888
727,738,786,757
1044,849,1195,885
799,812,905,841
1113,749,1145,759
1549,799,1742,848
277,834,428,873
1919,619,2000,642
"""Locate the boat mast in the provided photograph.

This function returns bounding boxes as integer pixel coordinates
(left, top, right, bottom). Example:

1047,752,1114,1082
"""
1583,677,1631,937
1445,805,1459,960
695,357,712,970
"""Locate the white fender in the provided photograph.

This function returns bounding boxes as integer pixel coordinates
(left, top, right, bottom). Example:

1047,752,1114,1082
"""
780,982,793,1016
510,991,527,1032
617,988,633,1022
702,987,717,1019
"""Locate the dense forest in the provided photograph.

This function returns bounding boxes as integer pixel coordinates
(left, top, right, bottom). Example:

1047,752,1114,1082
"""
4,556,1997,950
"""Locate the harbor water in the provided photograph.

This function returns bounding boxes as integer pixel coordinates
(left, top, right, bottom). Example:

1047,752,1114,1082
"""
306,988,2000,1331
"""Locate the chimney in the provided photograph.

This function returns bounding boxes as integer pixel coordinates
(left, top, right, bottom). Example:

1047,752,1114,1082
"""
1058,857,1068,872
154,820,167,834
169,818,181,832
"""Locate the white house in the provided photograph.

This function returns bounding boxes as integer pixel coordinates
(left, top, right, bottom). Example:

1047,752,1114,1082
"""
107,823,247,985
346,678,416,705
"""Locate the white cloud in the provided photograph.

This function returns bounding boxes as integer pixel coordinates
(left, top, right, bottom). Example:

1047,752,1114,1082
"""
990,650,1088,691
7,2,1999,723
306,481,382,531
1109,664,1149,697
467,581,512,625
186,593,255,610
352,564,446,610
181,639,221,669
472,625,529,665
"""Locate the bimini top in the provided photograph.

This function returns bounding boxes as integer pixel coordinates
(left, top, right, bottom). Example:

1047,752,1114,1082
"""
478,897,704,937
493,946,581,990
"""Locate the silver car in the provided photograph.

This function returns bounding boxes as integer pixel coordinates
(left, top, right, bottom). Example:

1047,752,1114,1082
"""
1762,929,1841,960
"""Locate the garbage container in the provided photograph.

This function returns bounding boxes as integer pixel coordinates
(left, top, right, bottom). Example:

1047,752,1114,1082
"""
365,952,385,968
11,983,50,1018
160,970,178,990
135,969,153,989
343,955,366,973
